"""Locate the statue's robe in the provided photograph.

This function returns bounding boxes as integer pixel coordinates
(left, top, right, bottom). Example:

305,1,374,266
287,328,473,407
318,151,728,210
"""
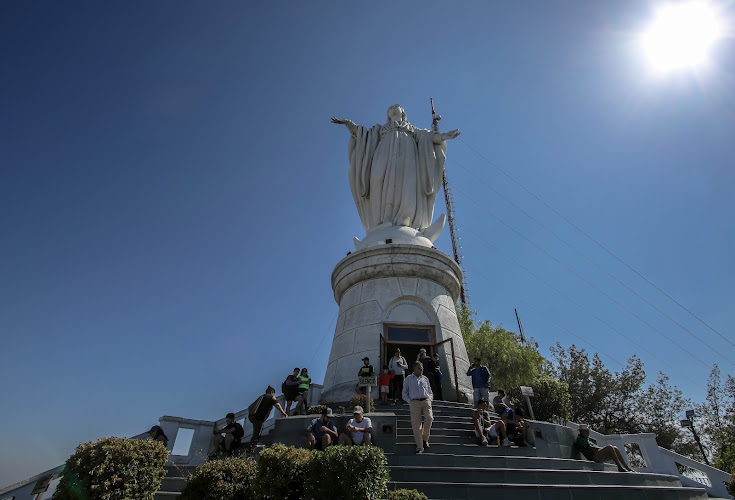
348,121,447,233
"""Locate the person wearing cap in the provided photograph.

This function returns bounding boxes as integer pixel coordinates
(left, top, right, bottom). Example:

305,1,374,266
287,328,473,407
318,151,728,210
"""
388,349,408,404
338,405,373,446
356,356,375,395
575,424,635,472
148,425,169,448
304,407,338,450
402,361,434,454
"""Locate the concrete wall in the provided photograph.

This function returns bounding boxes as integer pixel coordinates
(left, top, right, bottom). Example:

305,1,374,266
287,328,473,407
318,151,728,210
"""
272,412,397,455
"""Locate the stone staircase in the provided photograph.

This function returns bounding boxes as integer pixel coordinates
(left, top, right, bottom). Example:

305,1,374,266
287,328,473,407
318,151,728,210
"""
151,401,714,499
385,400,711,499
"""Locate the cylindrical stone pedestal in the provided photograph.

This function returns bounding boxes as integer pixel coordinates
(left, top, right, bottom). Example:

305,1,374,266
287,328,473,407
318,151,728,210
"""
320,245,473,404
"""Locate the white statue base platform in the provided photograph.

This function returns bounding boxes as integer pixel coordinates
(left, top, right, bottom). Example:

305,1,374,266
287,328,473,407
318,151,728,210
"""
320,244,474,404
354,215,446,251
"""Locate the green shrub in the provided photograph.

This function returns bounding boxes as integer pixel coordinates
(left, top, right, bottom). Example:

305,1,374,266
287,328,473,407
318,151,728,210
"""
179,457,257,500
508,375,571,423
387,489,429,500
52,437,168,500
254,444,312,500
349,393,375,413
307,404,327,415
727,462,734,497
304,445,389,500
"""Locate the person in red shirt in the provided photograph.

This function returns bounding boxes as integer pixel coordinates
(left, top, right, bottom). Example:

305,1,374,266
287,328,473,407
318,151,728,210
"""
378,366,392,403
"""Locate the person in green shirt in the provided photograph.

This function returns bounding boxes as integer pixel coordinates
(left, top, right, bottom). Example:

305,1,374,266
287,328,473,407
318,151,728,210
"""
293,368,312,415
574,424,635,472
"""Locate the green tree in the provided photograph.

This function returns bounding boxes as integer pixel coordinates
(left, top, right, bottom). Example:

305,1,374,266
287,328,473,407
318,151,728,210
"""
638,372,691,450
548,343,608,424
458,304,545,390
509,375,571,423
694,365,735,472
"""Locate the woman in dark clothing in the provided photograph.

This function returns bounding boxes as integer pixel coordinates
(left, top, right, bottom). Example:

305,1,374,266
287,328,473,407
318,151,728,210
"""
148,425,169,447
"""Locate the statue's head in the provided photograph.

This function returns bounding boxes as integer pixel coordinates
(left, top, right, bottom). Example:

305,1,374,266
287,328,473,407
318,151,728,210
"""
386,104,406,123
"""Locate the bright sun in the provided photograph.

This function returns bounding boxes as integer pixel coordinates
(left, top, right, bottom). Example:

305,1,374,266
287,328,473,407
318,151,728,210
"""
641,1,724,72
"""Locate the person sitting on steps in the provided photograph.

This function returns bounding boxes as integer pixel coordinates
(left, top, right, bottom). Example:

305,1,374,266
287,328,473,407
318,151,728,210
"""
304,407,338,450
501,403,531,446
338,405,373,446
212,412,244,457
473,399,511,447
575,424,636,472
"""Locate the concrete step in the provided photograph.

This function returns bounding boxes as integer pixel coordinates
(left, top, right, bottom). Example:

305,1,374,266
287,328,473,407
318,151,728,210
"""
389,407,481,419
394,442,537,456
388,466,682,487
163,465,197,478
397,427,476,438
159,476,187,492
395,419,476,431
394,416,480,427
386,453,616,471
388,481,710,500
154,492,180,500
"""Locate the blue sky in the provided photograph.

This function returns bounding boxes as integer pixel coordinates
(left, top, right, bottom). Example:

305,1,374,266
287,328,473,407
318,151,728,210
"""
1,1,733,488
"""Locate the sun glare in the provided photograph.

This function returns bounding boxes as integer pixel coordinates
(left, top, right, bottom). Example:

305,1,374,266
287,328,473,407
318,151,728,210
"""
641,1,724,72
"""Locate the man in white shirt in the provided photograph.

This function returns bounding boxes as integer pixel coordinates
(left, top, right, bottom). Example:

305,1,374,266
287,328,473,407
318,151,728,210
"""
388,349,409,404
402,361,434,453
338,405,373,446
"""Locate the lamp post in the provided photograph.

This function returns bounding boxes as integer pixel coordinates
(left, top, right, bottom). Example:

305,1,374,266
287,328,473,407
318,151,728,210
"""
680,409,710,466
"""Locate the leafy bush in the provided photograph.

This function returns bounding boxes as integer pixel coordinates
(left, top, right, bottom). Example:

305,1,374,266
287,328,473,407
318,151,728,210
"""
307,404,327,415
253,444,312,500
727,462,734,497
387,489,429,500
52,437,168,500
304,445,388,500
349,393,375,413
509,375,571,423
179,457,257,500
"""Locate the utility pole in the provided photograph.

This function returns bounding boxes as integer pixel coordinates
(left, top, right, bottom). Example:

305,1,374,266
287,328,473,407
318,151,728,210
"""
431,98,467,305
515,308,526,345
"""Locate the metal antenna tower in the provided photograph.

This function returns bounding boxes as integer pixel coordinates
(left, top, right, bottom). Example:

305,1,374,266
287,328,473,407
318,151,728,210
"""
431,98,468,305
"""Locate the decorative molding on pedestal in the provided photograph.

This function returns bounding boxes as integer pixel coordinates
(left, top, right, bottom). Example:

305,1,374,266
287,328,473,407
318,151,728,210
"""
320,244,473,404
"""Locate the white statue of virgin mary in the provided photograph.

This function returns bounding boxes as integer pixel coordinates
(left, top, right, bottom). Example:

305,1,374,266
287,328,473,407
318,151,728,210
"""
332,104,460,249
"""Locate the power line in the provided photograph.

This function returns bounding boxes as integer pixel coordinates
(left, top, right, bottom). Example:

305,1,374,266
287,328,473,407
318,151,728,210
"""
451,161,734,369
456,189,714,370
464,263,627,369
458,138,733,350
459,223,706,390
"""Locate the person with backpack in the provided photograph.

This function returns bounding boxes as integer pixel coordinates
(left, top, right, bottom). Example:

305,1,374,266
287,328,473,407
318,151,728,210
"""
283,367,301,415
466,357,491,405
248,386,288,446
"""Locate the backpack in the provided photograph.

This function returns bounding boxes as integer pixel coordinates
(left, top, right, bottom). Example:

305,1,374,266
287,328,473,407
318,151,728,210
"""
248,395,265,423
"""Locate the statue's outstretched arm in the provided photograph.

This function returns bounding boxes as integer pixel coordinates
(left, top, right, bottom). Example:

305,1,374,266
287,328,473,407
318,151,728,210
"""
331,117,358,136
432,129,460,144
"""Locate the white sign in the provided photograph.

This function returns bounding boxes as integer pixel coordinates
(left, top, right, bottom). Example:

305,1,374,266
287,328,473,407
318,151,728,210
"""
520,386,534,397
358,376,378,387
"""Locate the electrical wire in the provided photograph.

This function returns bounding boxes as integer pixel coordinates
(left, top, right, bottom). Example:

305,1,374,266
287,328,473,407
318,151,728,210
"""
458,138,733,350
452,159,734,367
456,188,714,370
458,223,706,390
